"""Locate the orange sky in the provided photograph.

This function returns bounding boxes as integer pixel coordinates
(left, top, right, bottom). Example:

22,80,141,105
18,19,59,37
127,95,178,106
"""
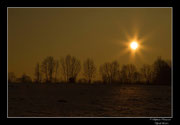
8,8,172,80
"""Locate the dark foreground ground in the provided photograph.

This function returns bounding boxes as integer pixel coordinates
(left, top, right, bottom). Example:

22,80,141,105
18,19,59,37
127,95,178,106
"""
8,83,171,117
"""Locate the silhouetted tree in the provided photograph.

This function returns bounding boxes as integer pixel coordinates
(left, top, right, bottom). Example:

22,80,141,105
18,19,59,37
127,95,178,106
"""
99,62,111,83
110,61,120,83
34,62,42,83
120,64,137,83
54,60,59,83
120,65,128,83
140,64,153,84
8,72,16,83
83,58,96,83
153,57,171,85
59,55,81,83
99,61,120,83
41,56,56,83
18,73,32,83
131,71,141,83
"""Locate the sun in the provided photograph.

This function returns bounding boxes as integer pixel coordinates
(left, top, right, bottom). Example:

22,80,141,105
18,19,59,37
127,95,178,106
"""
130,41,138,50
117,33,146,59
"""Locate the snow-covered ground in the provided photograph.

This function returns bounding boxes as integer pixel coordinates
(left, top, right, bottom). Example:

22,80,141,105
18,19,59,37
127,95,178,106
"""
8,83,171,117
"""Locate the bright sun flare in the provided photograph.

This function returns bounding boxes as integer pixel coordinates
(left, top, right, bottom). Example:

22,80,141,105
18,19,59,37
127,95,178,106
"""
130,41,138,50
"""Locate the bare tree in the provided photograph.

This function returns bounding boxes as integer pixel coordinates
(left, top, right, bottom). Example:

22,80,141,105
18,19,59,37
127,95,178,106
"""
41,56,56,83
99,61,120,83
41,58,48,82
34,62,42,83
8,72,16,83
83,58,96,83
120,64,137,83
18,73,32,83
54,60,59,83
59,55,81,83
99,62,111,83
153,57,171,84
133,71,141,83
120,65,129,83
110,61,120,83
140,64,153,84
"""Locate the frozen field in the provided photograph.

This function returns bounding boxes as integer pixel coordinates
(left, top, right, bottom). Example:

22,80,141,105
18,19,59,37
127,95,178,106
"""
8,83,171,117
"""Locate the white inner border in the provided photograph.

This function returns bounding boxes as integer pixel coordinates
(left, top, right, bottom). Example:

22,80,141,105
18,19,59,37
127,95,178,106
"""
7,7,173,118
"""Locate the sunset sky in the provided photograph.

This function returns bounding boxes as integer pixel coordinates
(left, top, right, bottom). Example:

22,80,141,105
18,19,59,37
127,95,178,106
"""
8,8,172,80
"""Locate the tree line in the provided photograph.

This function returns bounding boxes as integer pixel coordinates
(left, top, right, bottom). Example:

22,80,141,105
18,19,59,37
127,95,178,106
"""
8,55,171,85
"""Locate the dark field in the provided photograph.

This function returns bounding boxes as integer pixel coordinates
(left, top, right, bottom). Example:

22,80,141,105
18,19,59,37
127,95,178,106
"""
8,83,171,117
